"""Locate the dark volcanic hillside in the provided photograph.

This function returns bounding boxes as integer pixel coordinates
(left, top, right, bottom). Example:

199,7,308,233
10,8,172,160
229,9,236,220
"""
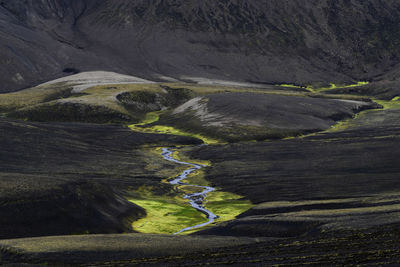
1,0,400,92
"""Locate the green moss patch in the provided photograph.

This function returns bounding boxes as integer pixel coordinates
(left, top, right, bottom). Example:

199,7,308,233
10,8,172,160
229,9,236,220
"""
127,144,254,235
205,191,254,225
129,198,207,235
279,81,369,93
375,99,400,110
129,187,253,235
129,112,222,144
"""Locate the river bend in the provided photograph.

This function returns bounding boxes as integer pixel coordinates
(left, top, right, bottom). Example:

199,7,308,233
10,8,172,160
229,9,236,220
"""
161,148,218,234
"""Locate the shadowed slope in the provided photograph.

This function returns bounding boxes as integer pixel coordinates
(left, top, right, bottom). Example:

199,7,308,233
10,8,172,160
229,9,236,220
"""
0,118,200,239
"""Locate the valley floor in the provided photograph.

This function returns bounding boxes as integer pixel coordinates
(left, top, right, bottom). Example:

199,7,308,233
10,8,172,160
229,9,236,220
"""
1,76,400,265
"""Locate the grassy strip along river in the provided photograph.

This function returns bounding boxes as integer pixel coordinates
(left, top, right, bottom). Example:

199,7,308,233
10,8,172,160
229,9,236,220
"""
127,112,253,235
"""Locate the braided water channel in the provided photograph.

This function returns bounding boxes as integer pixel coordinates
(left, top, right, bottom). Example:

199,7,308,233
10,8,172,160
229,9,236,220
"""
161,147,219,235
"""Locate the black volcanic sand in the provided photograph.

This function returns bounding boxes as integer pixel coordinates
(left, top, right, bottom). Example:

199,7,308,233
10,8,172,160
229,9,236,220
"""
0,118,200,239
158,92,378,142
0,94,399,265
1,101,399,266
192,128,400,203
2,1,400,92
185,106,400,238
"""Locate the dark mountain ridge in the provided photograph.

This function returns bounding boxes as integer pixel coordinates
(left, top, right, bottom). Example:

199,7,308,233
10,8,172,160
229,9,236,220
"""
1,0,400,92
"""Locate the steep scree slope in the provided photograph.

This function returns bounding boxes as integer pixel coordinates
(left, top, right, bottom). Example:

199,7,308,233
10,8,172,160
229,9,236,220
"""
1,0,400,91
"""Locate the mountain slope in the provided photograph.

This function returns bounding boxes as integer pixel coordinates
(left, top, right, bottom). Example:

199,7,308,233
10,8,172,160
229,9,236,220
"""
1,0,400,92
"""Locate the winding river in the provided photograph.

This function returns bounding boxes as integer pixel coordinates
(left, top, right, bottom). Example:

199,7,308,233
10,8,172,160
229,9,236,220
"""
161,148,219,235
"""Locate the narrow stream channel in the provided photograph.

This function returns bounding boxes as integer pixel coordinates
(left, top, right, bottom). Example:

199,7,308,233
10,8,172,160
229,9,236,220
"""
161,148,219,235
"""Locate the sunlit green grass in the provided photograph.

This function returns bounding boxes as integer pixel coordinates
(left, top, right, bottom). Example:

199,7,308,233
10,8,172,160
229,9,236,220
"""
128,167,253,235
206,191,254,224
129,111,222,144
375,99,400,110
313,81,369,92
130,198,207,235
127,144,254,235
279,81,369,93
